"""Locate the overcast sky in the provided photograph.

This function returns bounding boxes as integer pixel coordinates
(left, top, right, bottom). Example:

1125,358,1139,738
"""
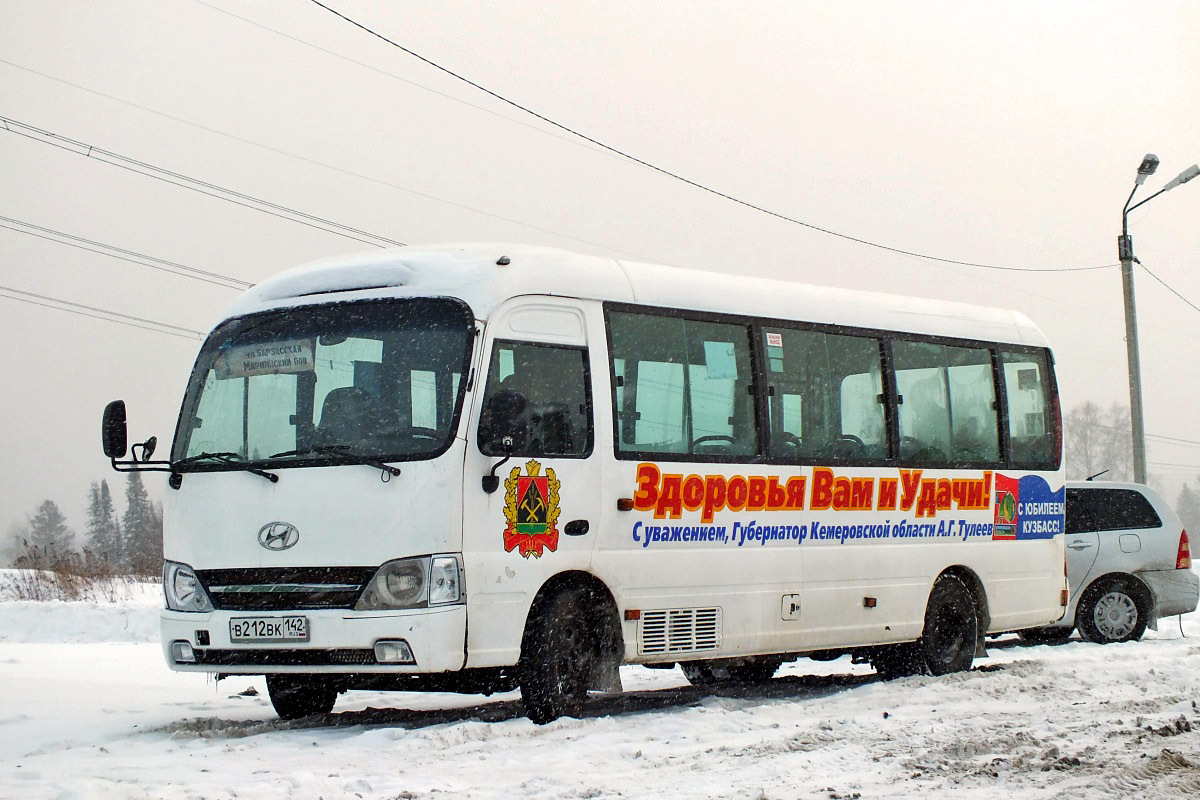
2,0,1198,541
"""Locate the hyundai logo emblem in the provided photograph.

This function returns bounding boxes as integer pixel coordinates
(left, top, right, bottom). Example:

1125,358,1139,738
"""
258,521,300,551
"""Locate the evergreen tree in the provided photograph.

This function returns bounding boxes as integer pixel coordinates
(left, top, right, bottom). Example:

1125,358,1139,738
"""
85,480,122,565
122,472,159,575
28,500,75,557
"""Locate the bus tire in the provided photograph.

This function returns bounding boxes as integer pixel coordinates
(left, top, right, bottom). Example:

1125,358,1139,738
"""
918,574,979,675
519,585,598,724
265,674,338,720
873,574,978,678
1077,577,1148,644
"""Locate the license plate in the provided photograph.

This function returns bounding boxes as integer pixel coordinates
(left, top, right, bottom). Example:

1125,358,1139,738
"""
229,616,309,642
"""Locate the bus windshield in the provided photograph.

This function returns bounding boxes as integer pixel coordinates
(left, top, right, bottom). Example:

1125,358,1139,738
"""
173,298,474,468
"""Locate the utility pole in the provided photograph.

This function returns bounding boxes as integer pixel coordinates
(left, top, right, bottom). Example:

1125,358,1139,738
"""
1117,155,1200,484
1117,227,1146,484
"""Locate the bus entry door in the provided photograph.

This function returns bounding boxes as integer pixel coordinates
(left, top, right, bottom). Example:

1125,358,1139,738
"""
461,301,602,667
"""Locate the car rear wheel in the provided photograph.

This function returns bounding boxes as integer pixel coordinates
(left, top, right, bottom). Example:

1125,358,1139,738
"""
1077,577,1148,643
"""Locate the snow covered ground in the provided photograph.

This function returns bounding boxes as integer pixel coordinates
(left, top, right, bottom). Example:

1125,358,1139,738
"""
1,583,1198,799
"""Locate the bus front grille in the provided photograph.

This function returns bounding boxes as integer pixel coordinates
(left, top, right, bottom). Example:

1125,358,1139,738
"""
197,567,376,611
193,648,378,666
639,607,721,655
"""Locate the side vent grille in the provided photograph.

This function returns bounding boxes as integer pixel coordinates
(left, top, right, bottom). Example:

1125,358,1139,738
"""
639,607,721,655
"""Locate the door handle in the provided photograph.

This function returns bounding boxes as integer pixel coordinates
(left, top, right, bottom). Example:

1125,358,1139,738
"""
564,519,590,536
1067,541,1093,550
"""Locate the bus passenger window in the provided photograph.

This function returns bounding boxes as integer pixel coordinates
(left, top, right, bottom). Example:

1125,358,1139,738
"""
763,327,887,461
1000,350,1055,467
478,342,592,457
608,311,757,458
893,341,999,465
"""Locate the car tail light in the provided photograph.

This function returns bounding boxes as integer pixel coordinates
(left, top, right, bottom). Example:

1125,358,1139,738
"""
1176,529,1191,570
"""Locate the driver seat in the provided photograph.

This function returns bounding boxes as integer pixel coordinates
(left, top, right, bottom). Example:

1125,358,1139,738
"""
317,387,383,446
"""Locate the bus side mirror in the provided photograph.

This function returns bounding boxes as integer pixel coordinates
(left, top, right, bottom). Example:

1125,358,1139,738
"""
102,400,129,459
482,436,515,494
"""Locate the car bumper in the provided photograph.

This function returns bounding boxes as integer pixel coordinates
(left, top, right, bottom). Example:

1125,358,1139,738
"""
160,606,467,674
1141,568,1200,620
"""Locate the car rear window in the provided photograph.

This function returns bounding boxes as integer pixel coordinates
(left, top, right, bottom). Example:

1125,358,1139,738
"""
1065,488,1162,534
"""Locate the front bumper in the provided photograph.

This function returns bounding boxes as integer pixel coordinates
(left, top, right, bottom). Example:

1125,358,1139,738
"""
1142,568,1200,620
160,605,467,674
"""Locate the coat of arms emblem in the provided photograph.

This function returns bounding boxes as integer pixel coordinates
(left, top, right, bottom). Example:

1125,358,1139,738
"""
503,459,561,558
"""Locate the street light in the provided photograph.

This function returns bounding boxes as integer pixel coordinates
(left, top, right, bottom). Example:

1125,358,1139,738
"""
1118,155,1200,484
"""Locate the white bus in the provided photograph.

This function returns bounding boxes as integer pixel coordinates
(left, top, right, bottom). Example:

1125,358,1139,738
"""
102,244,1067,723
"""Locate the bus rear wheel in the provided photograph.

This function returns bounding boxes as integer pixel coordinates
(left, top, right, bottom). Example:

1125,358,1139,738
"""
265,674,339,720
873,574,978,678
919,574,979,675
519,585,599,724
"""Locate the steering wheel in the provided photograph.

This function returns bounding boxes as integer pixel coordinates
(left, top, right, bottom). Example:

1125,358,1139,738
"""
691,434,735,453
406,427,440,440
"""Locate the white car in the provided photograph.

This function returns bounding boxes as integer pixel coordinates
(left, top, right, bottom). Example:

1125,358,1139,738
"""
1021,481,1197,644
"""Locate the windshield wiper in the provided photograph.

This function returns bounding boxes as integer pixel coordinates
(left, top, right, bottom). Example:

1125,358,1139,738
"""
173,451,279,482
270,445,401,478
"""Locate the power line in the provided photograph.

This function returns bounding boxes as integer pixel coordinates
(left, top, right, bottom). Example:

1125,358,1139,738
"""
188,0,615,162
0,113,404,249
0,283,204,340
0,63,1142,334
310,0,1120,276
0,216,251,290
1147,460,1200,471
1138,259,1200,315
1073,419,1200,450
0,61,662,262
1147,433,1200,449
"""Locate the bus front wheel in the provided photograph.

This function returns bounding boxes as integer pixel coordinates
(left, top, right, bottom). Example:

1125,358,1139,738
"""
265,674,339,720
519,585,599,724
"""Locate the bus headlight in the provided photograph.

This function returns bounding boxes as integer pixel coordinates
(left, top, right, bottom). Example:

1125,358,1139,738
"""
355,555,464,610
164,561,213,613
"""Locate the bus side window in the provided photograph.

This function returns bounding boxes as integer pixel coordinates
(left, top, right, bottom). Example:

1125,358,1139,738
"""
478,341,592,457
893,341,999,465
1000,349,1055,467
763,327,887,461
608,310,757,458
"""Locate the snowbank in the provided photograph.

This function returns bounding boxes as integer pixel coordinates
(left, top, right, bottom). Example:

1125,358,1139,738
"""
0,574,160,643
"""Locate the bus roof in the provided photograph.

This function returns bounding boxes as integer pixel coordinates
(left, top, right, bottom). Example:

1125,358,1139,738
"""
221,243,1049,347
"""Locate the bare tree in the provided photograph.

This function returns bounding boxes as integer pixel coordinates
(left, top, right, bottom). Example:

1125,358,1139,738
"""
1064,402,1133,481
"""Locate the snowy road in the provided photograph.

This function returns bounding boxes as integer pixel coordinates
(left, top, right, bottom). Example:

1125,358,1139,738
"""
1,595,1198,799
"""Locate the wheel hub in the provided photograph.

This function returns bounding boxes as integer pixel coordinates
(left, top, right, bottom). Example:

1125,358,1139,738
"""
1093,591,1137,639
